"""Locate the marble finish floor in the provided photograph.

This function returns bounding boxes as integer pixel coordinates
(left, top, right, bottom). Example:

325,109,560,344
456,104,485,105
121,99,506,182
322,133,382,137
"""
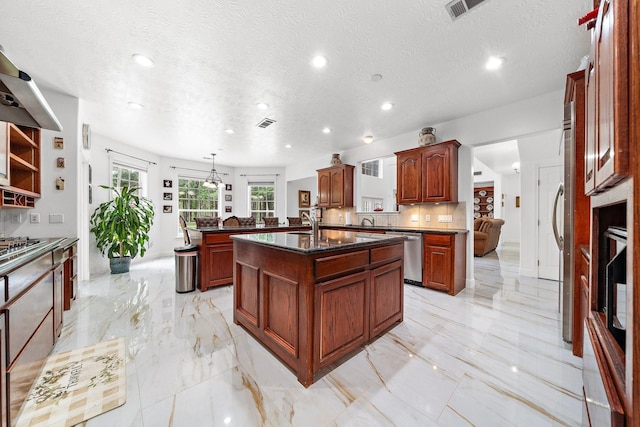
51,245,583,426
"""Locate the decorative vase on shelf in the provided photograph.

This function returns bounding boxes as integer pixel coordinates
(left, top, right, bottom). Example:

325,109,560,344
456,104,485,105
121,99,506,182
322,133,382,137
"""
330,153,342,166
418,127,436,146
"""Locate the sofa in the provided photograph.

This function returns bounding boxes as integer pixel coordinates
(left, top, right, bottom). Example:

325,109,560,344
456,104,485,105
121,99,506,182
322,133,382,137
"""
473,218,505,256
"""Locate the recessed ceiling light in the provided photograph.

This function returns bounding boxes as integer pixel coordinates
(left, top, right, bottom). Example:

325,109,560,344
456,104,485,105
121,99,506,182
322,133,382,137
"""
311,55,328,68
363,135,374,144
370,74,383,82
285,144,292,148
257,103,269,110
381,102,394,111
485,56,505,70
128,102,143,109
132,54,154,67
225,129,234,134
322,127,332,134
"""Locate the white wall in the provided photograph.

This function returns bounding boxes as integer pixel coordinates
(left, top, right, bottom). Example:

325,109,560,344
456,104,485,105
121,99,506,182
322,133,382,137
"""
287,176,316,219
518,130,563,276
500,174,521,244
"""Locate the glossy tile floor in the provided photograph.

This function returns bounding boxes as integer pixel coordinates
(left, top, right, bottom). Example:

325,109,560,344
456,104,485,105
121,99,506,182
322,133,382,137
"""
52,244,584,426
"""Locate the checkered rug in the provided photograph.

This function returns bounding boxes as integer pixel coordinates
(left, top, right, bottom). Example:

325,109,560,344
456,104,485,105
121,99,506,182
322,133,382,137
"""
16,337,126,427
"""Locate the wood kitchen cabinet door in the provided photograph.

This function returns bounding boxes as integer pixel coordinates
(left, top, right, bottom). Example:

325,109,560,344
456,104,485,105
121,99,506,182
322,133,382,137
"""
594,0,629,191
329,167,346,206
396,150,421,204
317,169,331,207
423,237,452,293
422,142,458,203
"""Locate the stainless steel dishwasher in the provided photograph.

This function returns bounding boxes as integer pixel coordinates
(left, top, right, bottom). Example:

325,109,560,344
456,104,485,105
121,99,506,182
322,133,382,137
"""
386,232,423,286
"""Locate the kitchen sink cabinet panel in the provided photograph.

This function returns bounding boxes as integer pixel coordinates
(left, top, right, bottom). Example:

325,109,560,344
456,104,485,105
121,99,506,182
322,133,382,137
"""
423,232,466,295
316,164,354,208
395,140,460,205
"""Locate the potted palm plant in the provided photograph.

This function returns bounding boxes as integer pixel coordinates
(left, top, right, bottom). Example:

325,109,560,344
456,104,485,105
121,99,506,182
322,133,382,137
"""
90,185,155,274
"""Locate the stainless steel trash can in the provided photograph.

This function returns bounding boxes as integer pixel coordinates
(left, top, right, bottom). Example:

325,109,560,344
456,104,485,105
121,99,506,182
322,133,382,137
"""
174,245,198,293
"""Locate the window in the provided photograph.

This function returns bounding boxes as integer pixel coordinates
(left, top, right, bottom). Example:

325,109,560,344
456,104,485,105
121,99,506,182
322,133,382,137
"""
178,177,218,227
112,163,148,196
361,159,382,178
248,182,275,223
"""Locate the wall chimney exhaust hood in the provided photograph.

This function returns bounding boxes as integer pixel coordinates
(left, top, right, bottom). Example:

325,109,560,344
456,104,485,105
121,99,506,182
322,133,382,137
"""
0,48,62,131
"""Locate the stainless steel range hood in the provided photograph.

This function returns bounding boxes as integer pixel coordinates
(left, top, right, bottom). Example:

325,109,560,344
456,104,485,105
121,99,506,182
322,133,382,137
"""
0,48,62,131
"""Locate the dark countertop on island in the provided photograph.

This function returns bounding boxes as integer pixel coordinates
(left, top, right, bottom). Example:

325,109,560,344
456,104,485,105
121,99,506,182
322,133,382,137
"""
230,229,405,254
320,223,468,234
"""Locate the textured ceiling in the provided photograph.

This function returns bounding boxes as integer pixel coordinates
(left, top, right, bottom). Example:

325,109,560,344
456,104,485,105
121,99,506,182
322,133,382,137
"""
0,0,591,167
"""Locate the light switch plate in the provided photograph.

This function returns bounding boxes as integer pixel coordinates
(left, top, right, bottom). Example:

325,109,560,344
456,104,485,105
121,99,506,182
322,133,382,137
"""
49,213,64,224
438,215,453,223
29,213,40,223
425,214,431,222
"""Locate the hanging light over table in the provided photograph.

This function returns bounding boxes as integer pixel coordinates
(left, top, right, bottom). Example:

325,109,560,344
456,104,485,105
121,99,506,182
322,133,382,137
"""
203,153,223,188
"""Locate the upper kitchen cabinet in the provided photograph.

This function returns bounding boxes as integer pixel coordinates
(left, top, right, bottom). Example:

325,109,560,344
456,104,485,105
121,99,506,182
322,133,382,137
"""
317,164,355,208
585,0,629,194
395,139,460,204
0,121,41,208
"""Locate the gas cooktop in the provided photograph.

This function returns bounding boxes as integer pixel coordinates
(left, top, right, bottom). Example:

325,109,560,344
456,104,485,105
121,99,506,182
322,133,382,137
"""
0,237,45,262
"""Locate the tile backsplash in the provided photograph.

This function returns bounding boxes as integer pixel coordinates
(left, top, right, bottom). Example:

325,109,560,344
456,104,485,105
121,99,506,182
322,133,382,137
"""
321,203,467,230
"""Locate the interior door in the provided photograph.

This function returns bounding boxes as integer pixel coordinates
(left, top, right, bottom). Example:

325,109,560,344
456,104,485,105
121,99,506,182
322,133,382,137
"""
538,165,562,280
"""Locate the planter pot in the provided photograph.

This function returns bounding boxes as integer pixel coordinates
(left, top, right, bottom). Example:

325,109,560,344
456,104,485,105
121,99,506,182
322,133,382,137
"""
110,256,131,274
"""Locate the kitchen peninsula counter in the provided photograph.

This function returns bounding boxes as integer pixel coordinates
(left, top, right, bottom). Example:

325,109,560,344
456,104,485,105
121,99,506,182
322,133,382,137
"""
320,223,468,234
231,229,405,386
188,224,310,291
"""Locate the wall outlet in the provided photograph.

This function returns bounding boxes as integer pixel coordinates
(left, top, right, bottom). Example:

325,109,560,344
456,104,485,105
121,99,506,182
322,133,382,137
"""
438,215,453,223
425,214,431,222
49,213,64,224
30,213,40,223
410,214,418,222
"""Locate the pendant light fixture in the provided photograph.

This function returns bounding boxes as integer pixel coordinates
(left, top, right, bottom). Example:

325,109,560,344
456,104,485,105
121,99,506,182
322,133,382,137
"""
203,153,223,188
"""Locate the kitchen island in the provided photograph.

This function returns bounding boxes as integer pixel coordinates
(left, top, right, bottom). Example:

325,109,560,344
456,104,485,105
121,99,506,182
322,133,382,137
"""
231,229,405,386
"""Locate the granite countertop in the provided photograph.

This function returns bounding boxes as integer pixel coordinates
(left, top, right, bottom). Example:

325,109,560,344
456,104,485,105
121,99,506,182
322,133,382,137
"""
188,224,310,233
230,229,405,254
320,223,468,234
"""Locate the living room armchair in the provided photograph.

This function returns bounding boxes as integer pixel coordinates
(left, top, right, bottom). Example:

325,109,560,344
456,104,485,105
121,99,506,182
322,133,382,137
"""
474,218,505,256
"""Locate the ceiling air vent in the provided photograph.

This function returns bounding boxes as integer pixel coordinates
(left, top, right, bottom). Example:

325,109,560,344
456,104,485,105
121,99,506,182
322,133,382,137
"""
445,0,488,21
473,171,482,176
256,118,276,128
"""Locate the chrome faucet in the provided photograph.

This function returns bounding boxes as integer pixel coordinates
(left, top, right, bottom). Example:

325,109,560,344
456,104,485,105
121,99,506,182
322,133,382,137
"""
301,212,319,238
361,216,374,227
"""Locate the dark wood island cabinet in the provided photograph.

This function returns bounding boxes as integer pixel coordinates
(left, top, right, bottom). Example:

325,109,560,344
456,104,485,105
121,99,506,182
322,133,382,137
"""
231,229,405,387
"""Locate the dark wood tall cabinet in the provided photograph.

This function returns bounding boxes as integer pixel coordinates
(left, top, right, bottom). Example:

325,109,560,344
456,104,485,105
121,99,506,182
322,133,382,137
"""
580,0,639,425
564,70,591,357
395,140,459,205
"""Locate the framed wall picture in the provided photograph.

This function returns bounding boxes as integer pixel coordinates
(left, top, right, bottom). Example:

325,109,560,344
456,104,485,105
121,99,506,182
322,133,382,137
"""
163,205,173,213
54,137,64,149
298,190,311,208
225,194,232,201
225,206,232,213
56,157,65,168
163,193,172,201
88,164,92,184
163,180,173,188
89,185,92,204
299,209,310,219
225,184,232,191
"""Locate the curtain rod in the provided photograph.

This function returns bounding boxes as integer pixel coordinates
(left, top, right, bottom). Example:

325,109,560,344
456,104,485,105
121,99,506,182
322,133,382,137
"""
239,173,280,177
105,148,157,165
170,166,229,176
